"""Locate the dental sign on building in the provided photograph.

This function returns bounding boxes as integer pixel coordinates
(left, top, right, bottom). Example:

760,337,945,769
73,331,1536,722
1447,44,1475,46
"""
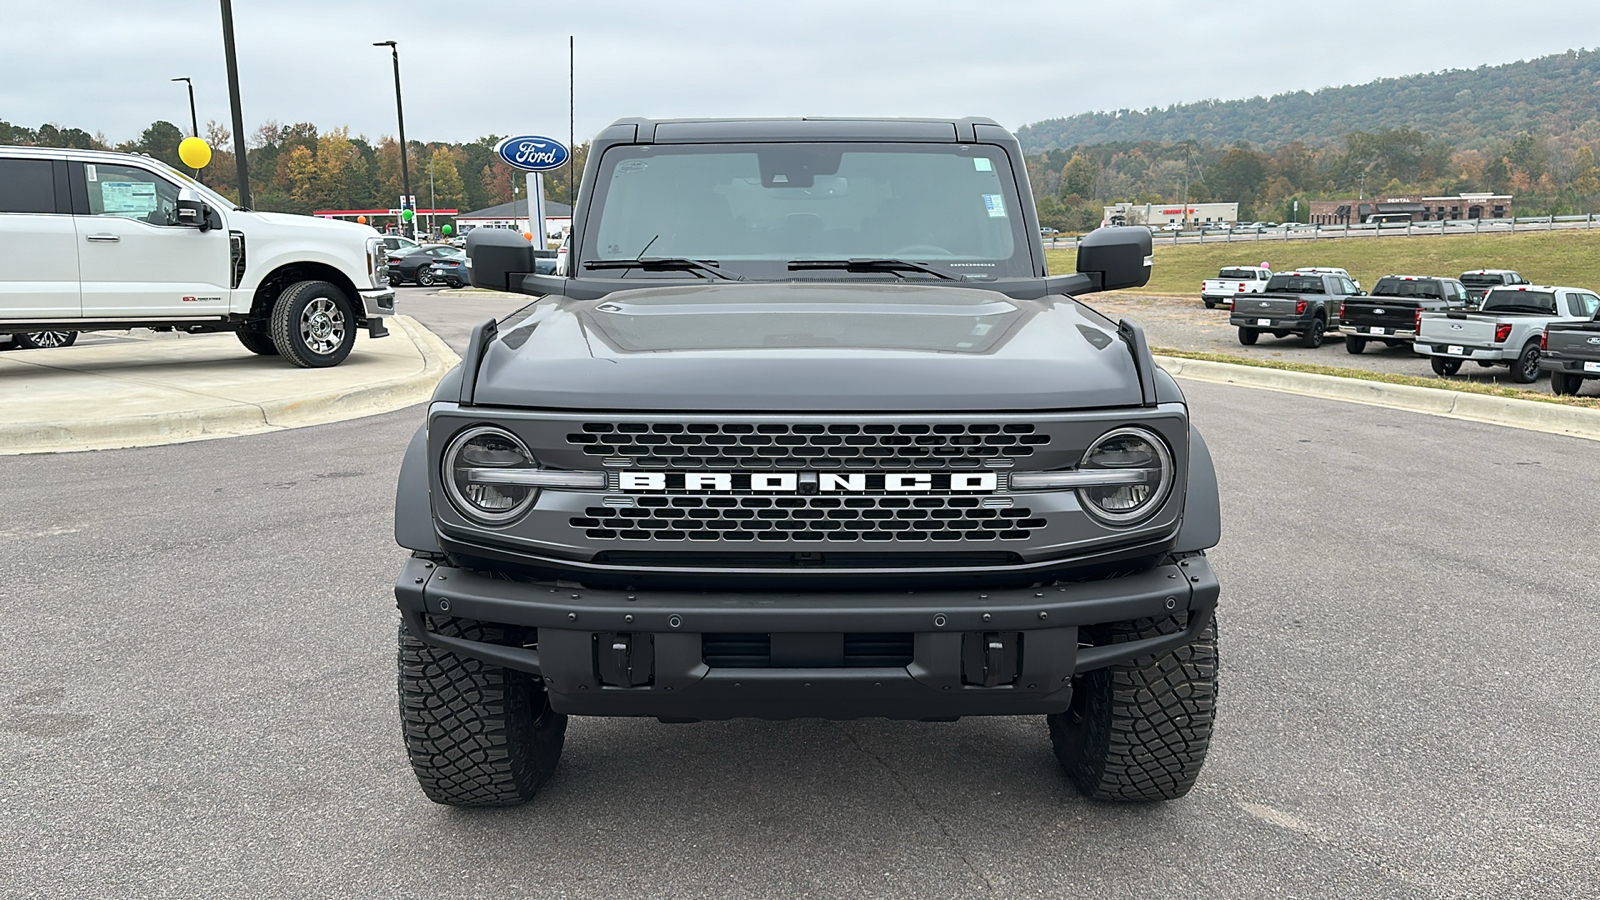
494,136,570,242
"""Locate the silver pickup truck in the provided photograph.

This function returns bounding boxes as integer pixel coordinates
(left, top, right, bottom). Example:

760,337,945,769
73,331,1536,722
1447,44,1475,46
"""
1539,299,1600,395
1415,286,1598,382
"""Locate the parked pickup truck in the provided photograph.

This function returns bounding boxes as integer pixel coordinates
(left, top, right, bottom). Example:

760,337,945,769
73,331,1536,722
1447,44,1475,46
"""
1415,285,1597,382
1200,265,1271,309
0,146,394,367
1460,269,1528,306
1339,275,1470,354
1538,293,1600,395
1228,271,1358,348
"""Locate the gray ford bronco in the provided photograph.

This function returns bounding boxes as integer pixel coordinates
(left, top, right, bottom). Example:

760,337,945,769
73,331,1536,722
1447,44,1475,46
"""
392,117,1222,807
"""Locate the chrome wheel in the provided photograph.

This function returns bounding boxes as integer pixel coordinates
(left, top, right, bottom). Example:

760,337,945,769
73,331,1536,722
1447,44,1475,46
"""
299,297,346,356
27,331,73,348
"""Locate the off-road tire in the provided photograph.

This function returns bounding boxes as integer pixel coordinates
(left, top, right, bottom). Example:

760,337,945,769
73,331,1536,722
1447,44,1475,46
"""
1508,341,1541,384
1431,356,1462,376
14,330,78,349
1551,371,1581,396
269,280,357,368
1299,317,1326,348
1345,336,1367,354
1237,327,1259,346
235,329,279,356
1049,613,1218,802
398,616,567,807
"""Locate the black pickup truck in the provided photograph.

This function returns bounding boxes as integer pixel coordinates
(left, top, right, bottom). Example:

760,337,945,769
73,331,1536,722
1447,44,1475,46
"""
1339,275,1470,354
1229,271,1358,348
1460,269,1528,306
1539,295,1600,395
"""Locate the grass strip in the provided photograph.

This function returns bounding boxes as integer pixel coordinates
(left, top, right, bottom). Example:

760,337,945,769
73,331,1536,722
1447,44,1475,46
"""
1152,346,1600,411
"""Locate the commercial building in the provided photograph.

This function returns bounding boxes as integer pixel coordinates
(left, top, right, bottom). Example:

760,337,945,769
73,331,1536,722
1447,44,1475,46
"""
1102,201,1239,228
1308,193,1513,225
454,199,573,238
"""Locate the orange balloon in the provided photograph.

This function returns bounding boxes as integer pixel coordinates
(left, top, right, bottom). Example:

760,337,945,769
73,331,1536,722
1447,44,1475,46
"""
357,215,367,225
523,232,534,241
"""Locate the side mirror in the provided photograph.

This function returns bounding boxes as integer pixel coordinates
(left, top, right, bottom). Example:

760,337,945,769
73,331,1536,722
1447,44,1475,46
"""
466,226,537,292
175,188,215,232
1076,226,1152,292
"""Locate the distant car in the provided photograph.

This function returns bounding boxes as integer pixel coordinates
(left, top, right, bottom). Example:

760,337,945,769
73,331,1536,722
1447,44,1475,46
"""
1293,266,1361,291
0,330,79,350
378,234,421,255
388,244,463,286
427,257,470,289
1039,226,1060,236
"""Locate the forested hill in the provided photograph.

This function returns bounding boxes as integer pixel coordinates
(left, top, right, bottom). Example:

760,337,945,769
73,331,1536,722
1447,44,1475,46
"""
1017,48,1600,153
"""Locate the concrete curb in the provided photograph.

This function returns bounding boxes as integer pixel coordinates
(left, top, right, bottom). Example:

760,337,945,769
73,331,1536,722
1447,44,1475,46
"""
1156,354,1600,442
0,316,460,455
433,288,525,299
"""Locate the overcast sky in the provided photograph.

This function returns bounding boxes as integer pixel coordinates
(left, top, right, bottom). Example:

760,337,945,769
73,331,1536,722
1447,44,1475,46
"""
4,0,1600,147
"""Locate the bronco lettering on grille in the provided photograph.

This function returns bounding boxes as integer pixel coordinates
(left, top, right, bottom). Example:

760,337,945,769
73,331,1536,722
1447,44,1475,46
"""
619,471,998,493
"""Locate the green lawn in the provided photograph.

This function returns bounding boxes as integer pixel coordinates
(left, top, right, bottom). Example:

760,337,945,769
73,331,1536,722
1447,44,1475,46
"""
1043,228,1600,296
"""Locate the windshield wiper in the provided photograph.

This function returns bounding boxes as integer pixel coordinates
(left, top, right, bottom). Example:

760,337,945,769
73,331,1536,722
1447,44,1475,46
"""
584,258,741,281
787,258,955,280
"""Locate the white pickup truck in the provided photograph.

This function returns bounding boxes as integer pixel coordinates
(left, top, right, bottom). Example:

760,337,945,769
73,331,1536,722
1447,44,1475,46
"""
1415,285,1599,382
1200,265,1272,309
0,147,394,367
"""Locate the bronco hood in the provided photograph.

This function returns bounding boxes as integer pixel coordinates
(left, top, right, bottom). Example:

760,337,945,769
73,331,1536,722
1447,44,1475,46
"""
471,282,1143,411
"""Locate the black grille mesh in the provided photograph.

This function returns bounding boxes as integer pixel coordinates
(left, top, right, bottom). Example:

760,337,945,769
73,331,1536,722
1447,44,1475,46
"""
570,495,1043,542
566,422,1050,469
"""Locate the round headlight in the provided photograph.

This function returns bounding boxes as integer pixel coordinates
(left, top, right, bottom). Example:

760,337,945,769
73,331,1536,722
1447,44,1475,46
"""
442,426,538,525
1076,427,1174,526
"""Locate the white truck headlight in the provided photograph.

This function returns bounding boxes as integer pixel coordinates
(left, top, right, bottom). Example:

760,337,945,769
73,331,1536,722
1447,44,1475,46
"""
441,425,605,526
1009,426,1173,526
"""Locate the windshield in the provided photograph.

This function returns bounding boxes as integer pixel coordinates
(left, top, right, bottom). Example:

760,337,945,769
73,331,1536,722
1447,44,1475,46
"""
581,142,1030,279
1265,274,1324,294
1372,278,1442,299
1218,268,1260,280
1481,290,1556,314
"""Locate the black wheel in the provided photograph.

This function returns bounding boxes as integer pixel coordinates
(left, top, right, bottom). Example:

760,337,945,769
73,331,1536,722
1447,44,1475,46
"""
1431,356,1463,376
1049,612,1218,802
1550,371,1581,396
269,280,357,368
417,269,436,287
1299,317,1326,348
1345,336,1367,354
1237,327,1259,346
446,277,464,289
389,272,404,287
235,330,279,356
399,617,567,807
15,330,78,349
1508,341,1541,384
1203,301,1215,309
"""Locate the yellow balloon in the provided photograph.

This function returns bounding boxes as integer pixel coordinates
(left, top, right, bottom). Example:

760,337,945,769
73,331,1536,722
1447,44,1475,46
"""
178,137,212,169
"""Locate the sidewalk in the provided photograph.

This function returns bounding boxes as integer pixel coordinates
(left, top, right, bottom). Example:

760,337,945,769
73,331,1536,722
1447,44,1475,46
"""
0,316,458,455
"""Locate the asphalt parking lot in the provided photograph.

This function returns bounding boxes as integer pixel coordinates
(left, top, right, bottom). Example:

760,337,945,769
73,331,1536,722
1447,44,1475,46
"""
4,297,1598,899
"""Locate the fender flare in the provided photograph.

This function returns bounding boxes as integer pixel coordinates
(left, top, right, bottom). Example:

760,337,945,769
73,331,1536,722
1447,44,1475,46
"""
1174,425,1221,552
395,425,442,553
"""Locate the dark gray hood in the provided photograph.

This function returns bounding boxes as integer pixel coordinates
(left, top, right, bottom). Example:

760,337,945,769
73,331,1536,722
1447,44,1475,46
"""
471,282,1142,411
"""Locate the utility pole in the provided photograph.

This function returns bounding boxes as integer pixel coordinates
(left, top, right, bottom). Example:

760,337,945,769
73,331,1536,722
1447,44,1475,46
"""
171,77,199,137
428,155,436,238
374,41,414,240
219,0,251,208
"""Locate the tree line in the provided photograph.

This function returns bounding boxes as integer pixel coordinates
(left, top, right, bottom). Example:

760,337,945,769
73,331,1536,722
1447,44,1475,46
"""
0,118,588,223
1027,126,1600,232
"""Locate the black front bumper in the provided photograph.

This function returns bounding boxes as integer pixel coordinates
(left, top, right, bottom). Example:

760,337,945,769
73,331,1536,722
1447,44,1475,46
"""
394,555,1219,720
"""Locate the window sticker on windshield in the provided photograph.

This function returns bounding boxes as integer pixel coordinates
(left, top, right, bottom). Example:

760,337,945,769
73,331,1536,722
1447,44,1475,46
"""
101,181,158,215
615,160,648,175
983,194,1007,218
85,163,97,182
974,158,993,172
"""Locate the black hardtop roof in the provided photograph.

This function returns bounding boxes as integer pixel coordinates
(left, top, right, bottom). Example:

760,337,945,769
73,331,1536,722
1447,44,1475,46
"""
603,116,1008,144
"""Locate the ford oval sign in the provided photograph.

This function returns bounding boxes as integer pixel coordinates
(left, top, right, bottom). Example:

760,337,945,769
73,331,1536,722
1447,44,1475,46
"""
495,135,570,172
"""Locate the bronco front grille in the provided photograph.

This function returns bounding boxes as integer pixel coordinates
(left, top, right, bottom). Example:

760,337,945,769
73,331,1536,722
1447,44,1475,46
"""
570,495,1045,542
566,422,1050,469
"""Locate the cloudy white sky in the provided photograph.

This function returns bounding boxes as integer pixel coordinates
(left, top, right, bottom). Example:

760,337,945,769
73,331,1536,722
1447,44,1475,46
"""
4,0,1599,147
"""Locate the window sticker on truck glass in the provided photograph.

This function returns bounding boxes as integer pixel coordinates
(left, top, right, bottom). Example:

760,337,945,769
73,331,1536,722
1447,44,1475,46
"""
983,194,1007,218
973,158,993,172
85,163,98,182
100,182,158,216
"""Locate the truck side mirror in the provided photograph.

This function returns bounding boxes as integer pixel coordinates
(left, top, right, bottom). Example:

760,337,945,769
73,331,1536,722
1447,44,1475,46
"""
175,188,214,232
466,227,538,292
1076,226,1152,292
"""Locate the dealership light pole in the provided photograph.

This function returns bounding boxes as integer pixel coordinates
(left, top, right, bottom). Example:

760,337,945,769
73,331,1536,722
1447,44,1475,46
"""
171,77,199,137
219,0,251,208
374,41,415,240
